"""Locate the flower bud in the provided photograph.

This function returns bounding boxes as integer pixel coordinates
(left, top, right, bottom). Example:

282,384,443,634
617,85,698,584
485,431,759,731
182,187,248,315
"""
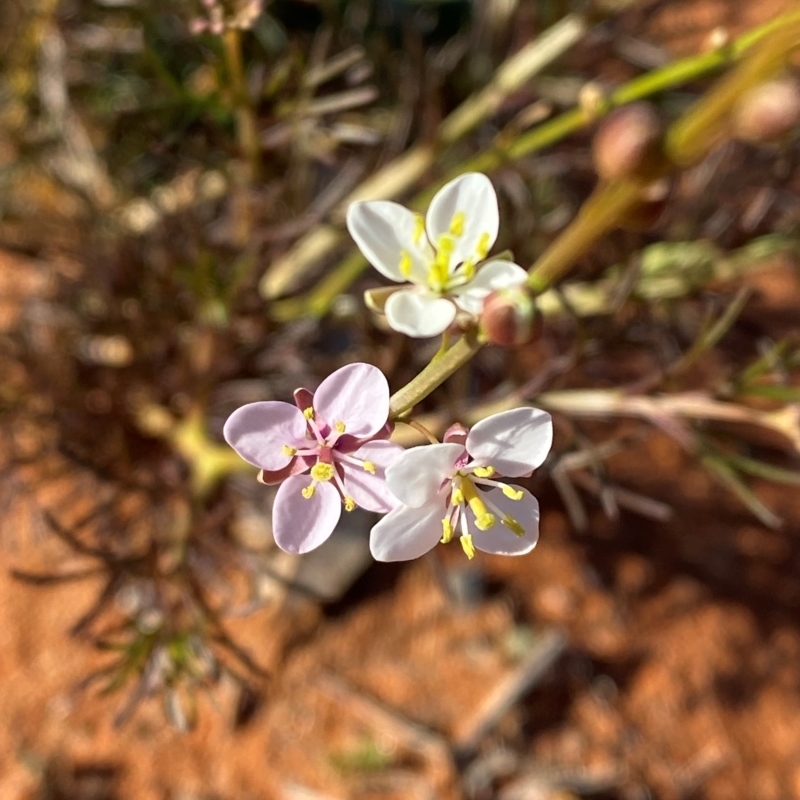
732,78,800,144
592,102,663,181
618,178,672,232
481,286,537,347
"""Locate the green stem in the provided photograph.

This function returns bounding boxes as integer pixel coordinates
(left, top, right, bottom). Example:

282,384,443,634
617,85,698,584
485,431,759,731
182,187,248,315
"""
223,28,261,181
270,8,800,322
389,332,483,418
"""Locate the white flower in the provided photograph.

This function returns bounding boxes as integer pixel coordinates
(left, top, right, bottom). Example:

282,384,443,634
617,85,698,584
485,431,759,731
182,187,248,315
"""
346,173,528,338
369,407,552,561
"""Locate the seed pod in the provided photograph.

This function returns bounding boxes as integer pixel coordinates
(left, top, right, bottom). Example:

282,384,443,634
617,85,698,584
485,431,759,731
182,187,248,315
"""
592,102,663,181
481,285,537,347
733,78,800,144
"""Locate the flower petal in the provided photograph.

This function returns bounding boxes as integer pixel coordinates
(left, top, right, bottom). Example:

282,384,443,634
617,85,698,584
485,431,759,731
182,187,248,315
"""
223,401,308,471
313,363,390,438
425,173,499,273
341,440,405,513
385,442,463,507
346,201,433,284
384,290,457,338
452,260,528,315
273,475,341,554
369,494,449,562
257,455,315,485
469,486,539,556
466,407,553,477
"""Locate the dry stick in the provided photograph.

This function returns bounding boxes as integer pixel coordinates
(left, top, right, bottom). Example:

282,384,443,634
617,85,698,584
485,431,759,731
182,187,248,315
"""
452,627,567,758
270,9,800,321
260,14,587,299
386,17,800,419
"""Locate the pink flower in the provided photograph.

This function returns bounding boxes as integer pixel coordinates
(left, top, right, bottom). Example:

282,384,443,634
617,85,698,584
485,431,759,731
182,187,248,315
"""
369,408,552,562
224,363,404,554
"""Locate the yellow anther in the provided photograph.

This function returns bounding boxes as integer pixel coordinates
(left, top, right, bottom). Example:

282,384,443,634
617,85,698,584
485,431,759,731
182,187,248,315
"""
460,534,476,560
451,485,465,506
301,485,316,499
502,515,525,536
475,512,496,531
303,407,315,420
335,421,346,433
502,485,524,501
441,517,454,544
282,445,298,457
310,462,335,482
344,497,357,512
363,460,377,474
399,250,412,278
476,232,491,259
413,214,425,245
461,260,476,280
473,466,495,478
437,234,455,253
461,478,495,530
449,211,465,237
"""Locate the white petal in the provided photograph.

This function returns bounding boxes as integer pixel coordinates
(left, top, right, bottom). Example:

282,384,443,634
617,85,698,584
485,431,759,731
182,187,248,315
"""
384,290,457,338
385,442,464,507
468,486,539,556
346,201,433,284
466,407,553,477
369,494,449,562
452,260,528,315
425,173,499,274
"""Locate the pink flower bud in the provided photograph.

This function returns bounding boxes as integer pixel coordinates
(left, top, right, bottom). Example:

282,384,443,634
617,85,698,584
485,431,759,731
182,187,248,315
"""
481,286,537,347
592,102,663,181
733,78,800,144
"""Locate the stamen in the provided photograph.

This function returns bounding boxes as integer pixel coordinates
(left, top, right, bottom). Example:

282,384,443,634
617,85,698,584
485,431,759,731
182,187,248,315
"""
303,407,315,420
301,485,315,499
449,211,465,237
450,483,465,507
362,460,376,474
282,445,297,457
344,497,357,512
310,462,335,482
335,421,346,433
502,515,525,536
460,260,476,280
413,214,425,245
502,486,524,501
461,478,496,530
441,517,453,544
460,533,476,560
399,250,412,278
472,466,495,478
476,232,491,259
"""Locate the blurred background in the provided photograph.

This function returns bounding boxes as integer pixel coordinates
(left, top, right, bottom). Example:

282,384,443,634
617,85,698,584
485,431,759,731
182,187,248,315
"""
1,1,800,798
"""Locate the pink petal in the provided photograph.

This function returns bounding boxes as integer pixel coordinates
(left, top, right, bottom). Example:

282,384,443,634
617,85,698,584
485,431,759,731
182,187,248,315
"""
313,363,390,438
273,475,341,554
257,455,315,485
469,486,539,556
369,494,449,562
341,441,405,513
385,442,463,508
466,407,553,477
224,401,308,471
